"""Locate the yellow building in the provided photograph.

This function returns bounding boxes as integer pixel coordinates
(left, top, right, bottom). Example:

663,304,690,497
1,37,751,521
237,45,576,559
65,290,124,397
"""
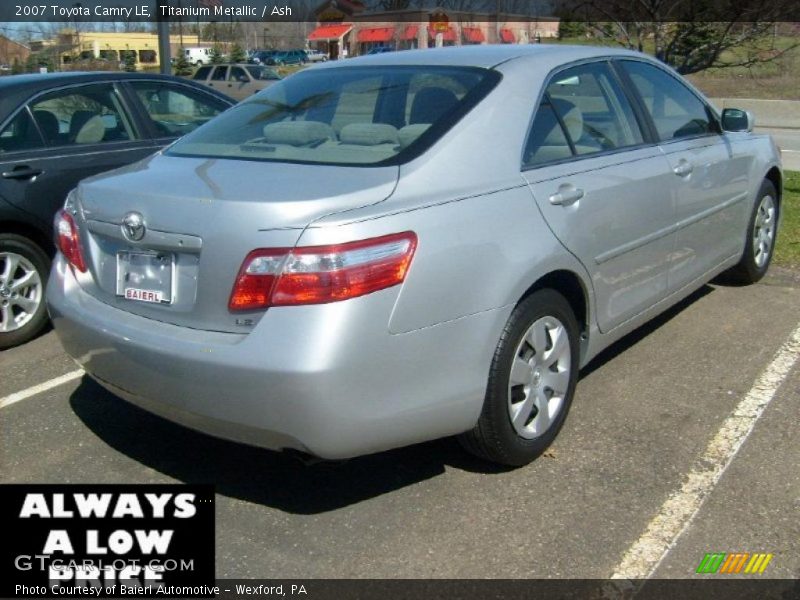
43,30,201,68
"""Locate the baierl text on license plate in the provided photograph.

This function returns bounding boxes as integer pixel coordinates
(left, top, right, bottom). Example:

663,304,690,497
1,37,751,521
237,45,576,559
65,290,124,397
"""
124,288,165,304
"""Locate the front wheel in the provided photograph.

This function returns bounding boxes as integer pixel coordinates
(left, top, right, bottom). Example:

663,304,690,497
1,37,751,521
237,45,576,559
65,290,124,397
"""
459,289,580,466
726,179,779,284
0,234,51,349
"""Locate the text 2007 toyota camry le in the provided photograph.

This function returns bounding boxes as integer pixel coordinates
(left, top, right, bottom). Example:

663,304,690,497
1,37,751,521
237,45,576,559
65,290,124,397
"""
47,46,782,466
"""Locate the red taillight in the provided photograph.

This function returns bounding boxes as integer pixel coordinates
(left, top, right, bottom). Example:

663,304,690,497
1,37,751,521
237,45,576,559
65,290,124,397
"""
229,232,417,311
55,209,87,273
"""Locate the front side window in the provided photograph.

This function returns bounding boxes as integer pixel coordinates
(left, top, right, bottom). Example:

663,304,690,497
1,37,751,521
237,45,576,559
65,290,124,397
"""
167,66,500,166
28,84,136,146
621,60,714,141
0,110,45,154
130,81,228,138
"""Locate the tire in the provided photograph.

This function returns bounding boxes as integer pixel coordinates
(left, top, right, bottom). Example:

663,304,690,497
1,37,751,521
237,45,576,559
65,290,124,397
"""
726,179,779,284
459,289,580,466
0,234,51,349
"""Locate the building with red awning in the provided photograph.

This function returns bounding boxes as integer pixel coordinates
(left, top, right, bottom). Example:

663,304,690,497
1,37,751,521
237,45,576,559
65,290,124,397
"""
308,2,559,58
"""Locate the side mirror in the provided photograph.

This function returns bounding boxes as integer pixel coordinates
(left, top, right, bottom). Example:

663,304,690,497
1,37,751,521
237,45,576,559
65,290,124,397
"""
721,108,754,133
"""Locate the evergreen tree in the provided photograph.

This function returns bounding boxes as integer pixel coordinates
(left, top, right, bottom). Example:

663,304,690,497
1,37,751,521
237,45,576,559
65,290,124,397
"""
228,43,246,64
173,50,193,76
209,45,224,64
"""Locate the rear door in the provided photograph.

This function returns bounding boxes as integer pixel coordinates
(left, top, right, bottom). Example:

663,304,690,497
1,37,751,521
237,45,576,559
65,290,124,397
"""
523,60,677,333
0,82,152,231
618,60,751,290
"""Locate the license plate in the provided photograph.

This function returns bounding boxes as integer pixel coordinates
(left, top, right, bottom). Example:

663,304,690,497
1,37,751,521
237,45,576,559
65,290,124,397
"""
116,251,174,305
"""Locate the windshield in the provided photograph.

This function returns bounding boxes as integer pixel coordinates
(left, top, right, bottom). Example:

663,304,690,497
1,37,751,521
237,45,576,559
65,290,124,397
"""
167,65,499,166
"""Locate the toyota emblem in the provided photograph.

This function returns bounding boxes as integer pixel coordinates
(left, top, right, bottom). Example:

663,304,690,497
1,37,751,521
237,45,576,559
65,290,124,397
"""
122,212,146,242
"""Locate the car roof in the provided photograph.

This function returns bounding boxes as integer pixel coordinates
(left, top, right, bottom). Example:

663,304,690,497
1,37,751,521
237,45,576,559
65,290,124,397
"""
318,44,649,70
0,71,234,120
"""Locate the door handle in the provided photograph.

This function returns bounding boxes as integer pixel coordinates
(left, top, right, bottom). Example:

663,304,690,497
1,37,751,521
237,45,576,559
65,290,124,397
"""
549,185,584,206
673,160,693,177
2,166,43,180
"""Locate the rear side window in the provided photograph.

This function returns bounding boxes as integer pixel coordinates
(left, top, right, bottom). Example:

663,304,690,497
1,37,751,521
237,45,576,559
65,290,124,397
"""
621,61,714,141
210,67,227,81
228,66,248,82
28,83,136,146
0,110,45,154
193,66,212,80
523,99,572,167
167,66,500,166
524,62,643,167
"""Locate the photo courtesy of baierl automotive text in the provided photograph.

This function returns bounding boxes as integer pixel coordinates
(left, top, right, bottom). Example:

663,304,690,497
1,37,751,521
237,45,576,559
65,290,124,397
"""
1,0,799,598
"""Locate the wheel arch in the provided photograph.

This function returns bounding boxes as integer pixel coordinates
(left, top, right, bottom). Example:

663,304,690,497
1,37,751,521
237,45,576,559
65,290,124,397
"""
765,167,782,206
0,220,54,256
518,269,590,342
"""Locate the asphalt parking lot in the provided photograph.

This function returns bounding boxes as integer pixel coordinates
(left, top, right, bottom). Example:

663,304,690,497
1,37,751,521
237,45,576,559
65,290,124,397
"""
1,269,799,581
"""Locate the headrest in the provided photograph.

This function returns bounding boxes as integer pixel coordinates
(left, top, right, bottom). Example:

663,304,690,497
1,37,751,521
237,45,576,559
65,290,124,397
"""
339,123,399,146
409,87,459,125
74,115,106,144
262,121,335,146
398,124,430,149
551,98,583,143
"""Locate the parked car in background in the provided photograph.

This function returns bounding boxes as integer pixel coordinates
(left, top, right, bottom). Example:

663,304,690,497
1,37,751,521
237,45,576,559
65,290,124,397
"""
49,46,781,466
266,50,307,66
249,50,279,65
192,64,282,101
0,72,234,348
305,49,329,63
182,47,213,66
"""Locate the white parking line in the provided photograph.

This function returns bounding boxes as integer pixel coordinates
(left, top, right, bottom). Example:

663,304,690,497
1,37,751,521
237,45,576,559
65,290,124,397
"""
0,369,85,410
609,320,800,584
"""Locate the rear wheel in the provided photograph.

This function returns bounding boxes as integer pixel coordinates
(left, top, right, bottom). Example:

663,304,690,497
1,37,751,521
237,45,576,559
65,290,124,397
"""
726,179,779,284
0,234,51,349
459,289,580,466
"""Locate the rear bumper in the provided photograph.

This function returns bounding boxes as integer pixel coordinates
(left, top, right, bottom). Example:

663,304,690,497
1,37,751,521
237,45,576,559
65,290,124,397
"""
47,257,503,459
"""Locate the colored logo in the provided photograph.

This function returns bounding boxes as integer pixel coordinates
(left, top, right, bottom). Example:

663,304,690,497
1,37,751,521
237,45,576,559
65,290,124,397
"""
696,552,773,574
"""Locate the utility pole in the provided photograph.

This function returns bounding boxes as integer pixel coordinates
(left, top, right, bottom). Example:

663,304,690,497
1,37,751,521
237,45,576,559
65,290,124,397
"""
157,0,171,74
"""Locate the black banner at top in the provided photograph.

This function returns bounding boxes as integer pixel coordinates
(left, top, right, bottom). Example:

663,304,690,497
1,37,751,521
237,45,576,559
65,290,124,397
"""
1,0,800,23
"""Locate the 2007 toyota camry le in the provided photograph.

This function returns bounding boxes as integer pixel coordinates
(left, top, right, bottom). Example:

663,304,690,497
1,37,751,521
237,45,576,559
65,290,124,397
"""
47,45,782,466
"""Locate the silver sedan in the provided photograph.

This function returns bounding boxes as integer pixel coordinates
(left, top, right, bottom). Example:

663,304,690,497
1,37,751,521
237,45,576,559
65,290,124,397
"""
47,45,782,466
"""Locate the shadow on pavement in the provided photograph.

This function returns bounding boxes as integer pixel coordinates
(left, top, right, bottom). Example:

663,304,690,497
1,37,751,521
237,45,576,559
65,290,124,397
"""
70,284,714,514
69,379,508,514
579,284,714,379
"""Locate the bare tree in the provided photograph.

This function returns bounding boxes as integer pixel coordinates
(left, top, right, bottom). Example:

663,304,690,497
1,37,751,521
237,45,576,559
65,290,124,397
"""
561,0,799,74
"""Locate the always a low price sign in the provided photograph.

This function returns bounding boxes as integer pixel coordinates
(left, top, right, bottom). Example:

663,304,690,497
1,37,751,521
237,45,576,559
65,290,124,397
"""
1,485,215,598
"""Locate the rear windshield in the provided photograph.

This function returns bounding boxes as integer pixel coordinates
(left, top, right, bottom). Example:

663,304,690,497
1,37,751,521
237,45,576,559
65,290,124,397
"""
167,65,500,166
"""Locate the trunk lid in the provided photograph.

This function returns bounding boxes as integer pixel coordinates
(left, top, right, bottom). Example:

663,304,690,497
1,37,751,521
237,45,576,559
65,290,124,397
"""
74,153,398,332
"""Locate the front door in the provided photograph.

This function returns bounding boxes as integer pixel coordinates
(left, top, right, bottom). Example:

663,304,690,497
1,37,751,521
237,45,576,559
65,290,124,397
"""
618,60,752,290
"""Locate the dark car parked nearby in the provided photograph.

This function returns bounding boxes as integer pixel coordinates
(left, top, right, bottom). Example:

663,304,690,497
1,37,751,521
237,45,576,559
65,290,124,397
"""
0,71,234,348
266,50,308,66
